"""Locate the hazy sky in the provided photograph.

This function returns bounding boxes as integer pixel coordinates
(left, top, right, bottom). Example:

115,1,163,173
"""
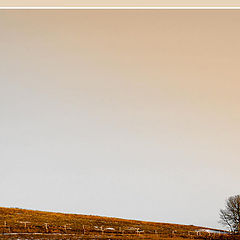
1,10,240,229
1,0,240,7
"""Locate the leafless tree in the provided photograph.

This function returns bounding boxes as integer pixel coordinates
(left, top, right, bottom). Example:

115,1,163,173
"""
219,195,240,234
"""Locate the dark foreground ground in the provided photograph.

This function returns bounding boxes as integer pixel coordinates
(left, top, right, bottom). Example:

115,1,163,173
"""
1,233,240,240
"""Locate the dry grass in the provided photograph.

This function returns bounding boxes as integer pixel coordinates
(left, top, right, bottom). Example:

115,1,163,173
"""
0,207,235,239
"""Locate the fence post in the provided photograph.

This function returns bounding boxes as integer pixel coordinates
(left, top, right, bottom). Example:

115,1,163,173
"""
63,225,67,233
100,226,104,234
44,223,49,233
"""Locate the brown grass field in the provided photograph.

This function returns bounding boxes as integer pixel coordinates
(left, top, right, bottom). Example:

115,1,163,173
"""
0,207,238,239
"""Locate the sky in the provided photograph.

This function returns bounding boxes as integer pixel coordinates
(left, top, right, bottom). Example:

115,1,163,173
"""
0,10,240,229
1,0,240,7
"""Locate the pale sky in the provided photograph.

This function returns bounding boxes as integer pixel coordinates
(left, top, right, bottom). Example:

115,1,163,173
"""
0,10,240,229
1,0,240,7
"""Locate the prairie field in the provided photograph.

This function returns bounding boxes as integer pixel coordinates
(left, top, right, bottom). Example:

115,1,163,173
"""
0,207,237,240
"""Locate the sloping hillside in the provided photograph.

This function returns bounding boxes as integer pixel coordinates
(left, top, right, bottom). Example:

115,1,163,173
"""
0,207,230,239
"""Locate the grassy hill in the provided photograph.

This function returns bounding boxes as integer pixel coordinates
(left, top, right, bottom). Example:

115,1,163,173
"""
0,207,234,239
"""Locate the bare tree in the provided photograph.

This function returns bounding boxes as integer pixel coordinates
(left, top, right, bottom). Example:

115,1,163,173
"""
219,195,240,234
